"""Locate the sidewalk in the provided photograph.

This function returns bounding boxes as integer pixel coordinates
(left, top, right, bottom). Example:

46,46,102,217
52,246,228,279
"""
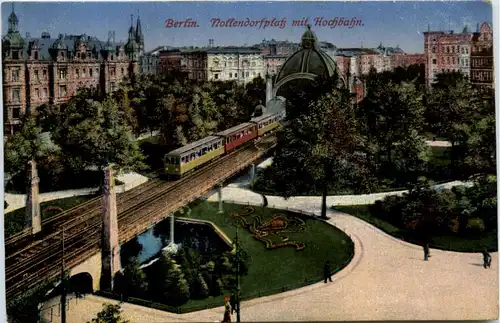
4,171,149,214
39,178,497,322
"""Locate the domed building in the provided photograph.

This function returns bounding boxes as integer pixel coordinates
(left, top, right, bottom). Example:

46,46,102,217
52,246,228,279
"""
273,25,346,97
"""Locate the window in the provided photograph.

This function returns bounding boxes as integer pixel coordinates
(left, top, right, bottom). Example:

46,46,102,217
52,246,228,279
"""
76,69,80,78
34,70,39,81
43,88,48,98
235,73,238,78
12,51,19,59
12,107,20,119
60,85,67,97
82,69,86,77
89,68,93,77
121,68,124,75
59,69,67,80
110,68,116,77
12,88,20,102
11,69,19,82
110,82,116,92
35,88,40,99
43,70,47,79
432,59,437,64
246,72,249,77
214,73,219,79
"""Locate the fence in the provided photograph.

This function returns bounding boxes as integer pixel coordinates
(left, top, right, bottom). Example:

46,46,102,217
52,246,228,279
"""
95,254,352,315
38,294,85,323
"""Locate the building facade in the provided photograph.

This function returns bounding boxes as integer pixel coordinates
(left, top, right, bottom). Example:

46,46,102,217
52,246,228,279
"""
159,47,264,84
470,22,494,87
2,9,143,134
423,22,493,87
140,46,169,75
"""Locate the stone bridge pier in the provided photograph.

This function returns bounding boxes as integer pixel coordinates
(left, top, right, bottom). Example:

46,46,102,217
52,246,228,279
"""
66,166,122,293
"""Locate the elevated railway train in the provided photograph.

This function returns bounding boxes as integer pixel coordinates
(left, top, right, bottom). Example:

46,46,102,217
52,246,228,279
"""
164,109,286,178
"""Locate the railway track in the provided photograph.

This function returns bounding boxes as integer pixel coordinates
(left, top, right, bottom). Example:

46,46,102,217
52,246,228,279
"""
6,143,270,299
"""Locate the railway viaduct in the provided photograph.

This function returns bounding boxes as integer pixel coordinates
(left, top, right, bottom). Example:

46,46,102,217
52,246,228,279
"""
6,140,274,300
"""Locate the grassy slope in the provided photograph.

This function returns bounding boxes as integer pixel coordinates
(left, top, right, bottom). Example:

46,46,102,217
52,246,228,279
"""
179,201,354,310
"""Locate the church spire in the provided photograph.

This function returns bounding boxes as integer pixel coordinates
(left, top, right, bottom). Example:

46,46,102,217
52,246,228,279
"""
8,3,19,33
135,10,144,54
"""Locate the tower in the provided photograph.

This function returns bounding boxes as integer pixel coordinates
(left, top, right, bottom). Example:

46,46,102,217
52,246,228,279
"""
2,4,25,59
125,14,139,61
135,11,144,55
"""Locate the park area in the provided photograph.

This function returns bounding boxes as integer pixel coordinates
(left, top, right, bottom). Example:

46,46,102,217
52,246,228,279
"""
106,200,354,313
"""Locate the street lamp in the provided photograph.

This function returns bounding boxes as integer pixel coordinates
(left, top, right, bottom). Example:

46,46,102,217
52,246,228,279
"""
61,227,67,323
234,227,241,323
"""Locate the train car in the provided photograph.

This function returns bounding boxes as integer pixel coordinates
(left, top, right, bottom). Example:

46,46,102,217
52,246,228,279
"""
216,122,258,154
250,111,285,137
164,136,225,177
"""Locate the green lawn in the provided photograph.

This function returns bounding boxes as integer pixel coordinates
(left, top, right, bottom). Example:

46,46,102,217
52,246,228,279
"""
177,201,354,311
334,205,498,252
4,195,97,237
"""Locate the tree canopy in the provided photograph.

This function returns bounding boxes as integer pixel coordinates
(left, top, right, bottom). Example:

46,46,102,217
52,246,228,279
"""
51,89,146,173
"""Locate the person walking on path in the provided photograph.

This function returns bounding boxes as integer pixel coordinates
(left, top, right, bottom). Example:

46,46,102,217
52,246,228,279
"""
423,243,430,261
482,249,492,269
230,293,238,315
222,296,232,322
324,260,332,283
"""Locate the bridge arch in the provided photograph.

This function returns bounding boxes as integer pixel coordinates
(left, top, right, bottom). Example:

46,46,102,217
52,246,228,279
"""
69,272,93,294
69,251,102,292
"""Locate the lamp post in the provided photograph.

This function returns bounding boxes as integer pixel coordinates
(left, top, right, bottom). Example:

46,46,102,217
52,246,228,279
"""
60,227,66,323
234,227,241,323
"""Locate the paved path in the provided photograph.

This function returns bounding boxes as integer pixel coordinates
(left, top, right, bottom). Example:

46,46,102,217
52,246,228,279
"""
219,180,472,207
4,171,149,213
40,181,497,322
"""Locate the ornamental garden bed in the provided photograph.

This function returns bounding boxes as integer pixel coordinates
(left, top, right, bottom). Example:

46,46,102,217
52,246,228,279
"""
175,201,354,312
4,195,97,237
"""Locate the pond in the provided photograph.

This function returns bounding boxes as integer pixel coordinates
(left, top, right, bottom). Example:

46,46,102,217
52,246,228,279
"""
120,216,232,267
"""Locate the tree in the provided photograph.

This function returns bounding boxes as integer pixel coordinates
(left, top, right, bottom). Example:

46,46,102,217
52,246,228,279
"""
87,303,129,323
245,76,266,107
360,81,425,166
147,252,190,306
425,75,481,141
391,129,432,186
271,85,363,218
119,260,148,299
4,115,52,180
52,90,146,174
35,102,60,132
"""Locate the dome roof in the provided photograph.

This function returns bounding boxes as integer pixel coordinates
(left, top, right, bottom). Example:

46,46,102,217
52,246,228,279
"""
2,32,25,49
275,25,345,88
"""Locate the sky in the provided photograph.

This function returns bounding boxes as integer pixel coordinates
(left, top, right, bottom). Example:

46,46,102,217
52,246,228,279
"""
1,1,494,53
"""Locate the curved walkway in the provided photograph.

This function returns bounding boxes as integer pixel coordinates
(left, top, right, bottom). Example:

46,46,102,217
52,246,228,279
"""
41,182,497,322
4,171,149,214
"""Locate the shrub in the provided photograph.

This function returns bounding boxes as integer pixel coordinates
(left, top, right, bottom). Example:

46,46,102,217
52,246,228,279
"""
465,217,485,237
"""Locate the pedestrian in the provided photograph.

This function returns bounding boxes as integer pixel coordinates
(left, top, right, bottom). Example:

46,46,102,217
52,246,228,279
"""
482,249,492,269
230,293,237,315
324,260,332,283
423,243,430,261
222,296,232,322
